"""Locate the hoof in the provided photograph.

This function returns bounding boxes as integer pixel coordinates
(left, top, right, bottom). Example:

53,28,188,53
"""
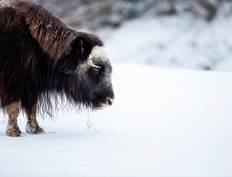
26,123,44,134
6,127,22,137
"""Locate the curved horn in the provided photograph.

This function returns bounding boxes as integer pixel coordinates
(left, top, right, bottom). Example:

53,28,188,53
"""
87,59,101,69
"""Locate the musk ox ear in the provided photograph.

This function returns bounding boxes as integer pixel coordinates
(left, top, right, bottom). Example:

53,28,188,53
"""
74,32,104,62
57,32,104,74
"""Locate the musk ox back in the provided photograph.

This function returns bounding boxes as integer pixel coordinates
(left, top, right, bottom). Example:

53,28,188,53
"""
0,0,114,137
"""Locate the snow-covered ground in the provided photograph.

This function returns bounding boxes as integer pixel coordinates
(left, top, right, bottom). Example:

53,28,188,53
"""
1,13,232,177
102,15,232,70
0,64,232,177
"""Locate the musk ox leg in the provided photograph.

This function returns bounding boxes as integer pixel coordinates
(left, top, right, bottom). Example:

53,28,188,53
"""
6,101,22,137
26,105,44,134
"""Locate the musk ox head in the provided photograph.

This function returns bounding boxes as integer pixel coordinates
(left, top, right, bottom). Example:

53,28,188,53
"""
76,46,114,109
56,34,114,109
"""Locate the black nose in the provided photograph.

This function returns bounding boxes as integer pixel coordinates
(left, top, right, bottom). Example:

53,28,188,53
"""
108,99,112,105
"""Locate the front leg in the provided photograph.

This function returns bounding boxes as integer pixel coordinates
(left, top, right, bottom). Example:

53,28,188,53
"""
6,101,22,137
26,104,44,134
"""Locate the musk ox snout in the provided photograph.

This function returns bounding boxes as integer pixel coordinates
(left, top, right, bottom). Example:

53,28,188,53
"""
107,97,113,105
98,88,114,108
87,77,114,109
100,96,114,107
96,90,114,108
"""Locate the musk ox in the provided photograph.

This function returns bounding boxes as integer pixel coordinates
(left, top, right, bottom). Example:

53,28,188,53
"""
0,0,114,137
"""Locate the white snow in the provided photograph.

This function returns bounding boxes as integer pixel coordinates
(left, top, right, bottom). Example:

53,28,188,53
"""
0,64,232,177
1,14,232,177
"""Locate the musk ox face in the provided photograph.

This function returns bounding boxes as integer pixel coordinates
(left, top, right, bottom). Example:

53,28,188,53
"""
78,46,114,109
66,45,114,109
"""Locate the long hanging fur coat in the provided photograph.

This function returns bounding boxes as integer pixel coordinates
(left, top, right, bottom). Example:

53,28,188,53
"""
0,0,104,112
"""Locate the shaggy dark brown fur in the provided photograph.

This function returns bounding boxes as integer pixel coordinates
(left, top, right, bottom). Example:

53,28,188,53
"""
0,0,113,113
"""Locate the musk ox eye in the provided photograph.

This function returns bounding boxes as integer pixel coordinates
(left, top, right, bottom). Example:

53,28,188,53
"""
92,67,101,72
90,65,103,74
88,65,105,80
